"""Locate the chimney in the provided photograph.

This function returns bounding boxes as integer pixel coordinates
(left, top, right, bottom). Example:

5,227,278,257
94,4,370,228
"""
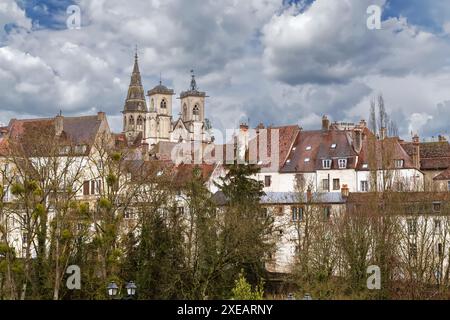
55,114,64,136
341,184,349,198
439,135,447,142
237,122,250,162
380,127,387,140
97,111,106,122
359,119,367,128
322,115,330,131
306,186,312,203
353,126,363,154
412,134,420,169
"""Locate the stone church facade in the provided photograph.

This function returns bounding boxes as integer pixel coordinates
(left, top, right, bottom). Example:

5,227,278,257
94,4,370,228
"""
122,52,211,146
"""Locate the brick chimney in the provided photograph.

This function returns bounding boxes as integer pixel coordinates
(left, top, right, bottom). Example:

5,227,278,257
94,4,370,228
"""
97,111,106,122
353,126,363,154
55,114,64,136
322,115,330,131
412,134,420,169
380,127,387,140
341,184,349,198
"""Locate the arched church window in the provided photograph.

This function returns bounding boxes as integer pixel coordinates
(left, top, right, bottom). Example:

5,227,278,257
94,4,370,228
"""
183,104,187,118
193,105,200,120
161,99,167,109
129,115,135,127
150,99,155,111
137,116,144,131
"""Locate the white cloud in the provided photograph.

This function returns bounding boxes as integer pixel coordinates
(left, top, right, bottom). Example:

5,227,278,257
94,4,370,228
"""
1,0,450,141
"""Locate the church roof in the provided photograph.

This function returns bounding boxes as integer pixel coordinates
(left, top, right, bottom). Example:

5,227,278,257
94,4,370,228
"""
123,53,148,112
148,83,174,96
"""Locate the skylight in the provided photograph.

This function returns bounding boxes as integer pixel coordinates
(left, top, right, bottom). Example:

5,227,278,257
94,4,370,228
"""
304,158,310,163
306,146,312,151
331,144,337,149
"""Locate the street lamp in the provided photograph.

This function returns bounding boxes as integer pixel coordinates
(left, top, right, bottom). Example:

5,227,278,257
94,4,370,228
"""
107,281,119,298
126,281,137,297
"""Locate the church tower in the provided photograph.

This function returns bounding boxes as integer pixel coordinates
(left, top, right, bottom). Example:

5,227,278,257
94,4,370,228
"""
147,80,174,145
122,51,147,143
179,70,207,142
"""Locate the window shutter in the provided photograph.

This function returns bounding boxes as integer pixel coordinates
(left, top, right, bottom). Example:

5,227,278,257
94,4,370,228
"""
83,181,89,195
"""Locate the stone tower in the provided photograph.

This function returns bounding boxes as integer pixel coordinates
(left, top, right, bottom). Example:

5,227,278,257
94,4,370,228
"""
122,51,147,143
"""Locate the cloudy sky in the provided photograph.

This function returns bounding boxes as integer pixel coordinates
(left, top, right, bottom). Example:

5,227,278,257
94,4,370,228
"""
1,0,450,140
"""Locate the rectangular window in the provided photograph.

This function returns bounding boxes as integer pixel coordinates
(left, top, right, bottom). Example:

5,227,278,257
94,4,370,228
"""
291,207,303,222
394,159,404,168
323,159,332,169
90,180,96,195
333,179,340,190
407,219,417,235
177,207,185,215
433,202,441,213
448,181,450,191
83,181,89,196
322,179,329,191
361,180,369,192
323,207,331,220
438,243,444,257
331,144,337,149
338,159,347,169
434,219,442,235
264,176,272,187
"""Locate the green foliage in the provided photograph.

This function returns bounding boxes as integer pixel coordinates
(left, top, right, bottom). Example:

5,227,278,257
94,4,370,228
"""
10,182,25,196
98,197,112,210
231,272,264,300
106,174,118,187
33,203,46,219
111,152,122,162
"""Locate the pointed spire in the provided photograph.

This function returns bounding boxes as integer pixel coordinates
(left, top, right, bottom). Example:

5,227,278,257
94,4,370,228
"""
124,48,147,112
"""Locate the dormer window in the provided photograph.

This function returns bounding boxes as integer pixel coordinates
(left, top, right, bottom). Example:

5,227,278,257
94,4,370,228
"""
305,146,312,151
322,159,332,169
331,144,337,149
338,158,347,169
394,159,404,168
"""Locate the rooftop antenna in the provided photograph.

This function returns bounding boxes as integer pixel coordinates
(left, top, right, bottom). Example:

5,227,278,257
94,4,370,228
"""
160,71,162,85
135,44,138,59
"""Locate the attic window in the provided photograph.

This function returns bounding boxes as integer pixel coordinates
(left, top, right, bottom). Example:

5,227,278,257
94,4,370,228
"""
394,159,404,168
305,146,312,151
304,158,310,163
331,144,337,149
338,158,347,169
322,159,332,169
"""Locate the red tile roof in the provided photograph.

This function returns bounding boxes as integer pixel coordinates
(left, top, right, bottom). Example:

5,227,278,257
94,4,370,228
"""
401,141,450,170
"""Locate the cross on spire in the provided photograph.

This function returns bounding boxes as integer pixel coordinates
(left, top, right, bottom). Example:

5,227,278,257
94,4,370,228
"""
190,69,197,91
